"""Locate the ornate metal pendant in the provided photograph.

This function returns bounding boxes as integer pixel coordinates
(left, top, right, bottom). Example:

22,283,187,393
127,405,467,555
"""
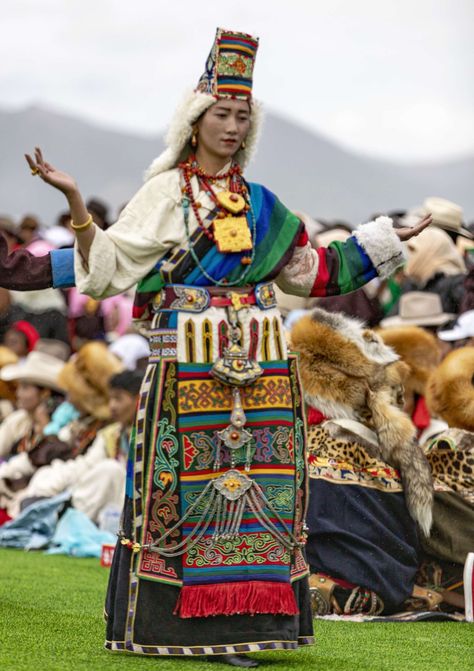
211,341,263,386
213,216,253,253
216,190,246,214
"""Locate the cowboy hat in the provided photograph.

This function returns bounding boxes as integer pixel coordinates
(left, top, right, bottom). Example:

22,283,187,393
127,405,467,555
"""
0,350,66,393
422,197,473,239
380,292,455,328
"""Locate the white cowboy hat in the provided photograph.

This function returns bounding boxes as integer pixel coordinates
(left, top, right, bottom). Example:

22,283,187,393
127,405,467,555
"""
0,350,66,392
437,310,474,341
380,292,455,328
422,197,473,239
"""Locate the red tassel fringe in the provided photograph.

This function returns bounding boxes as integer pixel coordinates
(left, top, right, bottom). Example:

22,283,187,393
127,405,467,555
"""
174,580,299,618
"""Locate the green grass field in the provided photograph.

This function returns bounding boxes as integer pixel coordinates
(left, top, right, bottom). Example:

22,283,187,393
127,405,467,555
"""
0,549,472,671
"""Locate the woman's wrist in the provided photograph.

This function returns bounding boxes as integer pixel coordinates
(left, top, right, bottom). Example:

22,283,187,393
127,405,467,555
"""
65,187,82,204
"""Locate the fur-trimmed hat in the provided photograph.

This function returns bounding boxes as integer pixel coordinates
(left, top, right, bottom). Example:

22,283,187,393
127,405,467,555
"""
378,326,441,398
58,342,123,420
426,346,474,431
144,28,262,181
291,308,433,535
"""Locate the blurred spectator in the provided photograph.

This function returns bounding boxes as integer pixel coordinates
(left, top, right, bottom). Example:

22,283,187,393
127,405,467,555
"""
109,334,150,370
378,324,445,444
461,268,474,312
3,321,40,359
419,347,474,613
16,369,141,523
402,227,466,314
437,310,474,351
380,292,454,332
421,197,473,243
18,215,40,246
67,289,134,349
0,217,23,252
41,211,74,248
34,338,71,362
0,351,66,459
86,198,110,230
57,342,123,426
291,309,433,615
0,346,19,421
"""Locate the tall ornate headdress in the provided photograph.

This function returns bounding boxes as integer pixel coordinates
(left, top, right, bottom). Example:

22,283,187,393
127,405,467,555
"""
144,28,262,181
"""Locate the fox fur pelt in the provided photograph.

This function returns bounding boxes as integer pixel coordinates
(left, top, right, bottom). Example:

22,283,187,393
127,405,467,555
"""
378,326,441,398
426,346,474,431
291,308,433,535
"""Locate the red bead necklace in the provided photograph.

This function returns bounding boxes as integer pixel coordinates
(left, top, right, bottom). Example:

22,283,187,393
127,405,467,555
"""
179,156,249,242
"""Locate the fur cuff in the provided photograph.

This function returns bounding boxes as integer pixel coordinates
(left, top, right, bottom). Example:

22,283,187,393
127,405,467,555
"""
353,216,406,279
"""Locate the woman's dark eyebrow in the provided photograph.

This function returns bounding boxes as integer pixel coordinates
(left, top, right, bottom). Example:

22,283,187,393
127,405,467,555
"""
214,105,249,115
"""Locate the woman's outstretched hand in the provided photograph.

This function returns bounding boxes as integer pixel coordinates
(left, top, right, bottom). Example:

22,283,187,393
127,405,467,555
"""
394,213,432,241
25,147,78,196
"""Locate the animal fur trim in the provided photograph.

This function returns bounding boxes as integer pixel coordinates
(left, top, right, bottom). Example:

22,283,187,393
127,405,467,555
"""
144,91,263,181
378,326,441,397
353,216,406,279
426,346,474,431
367,387,433,536
291,308,433,534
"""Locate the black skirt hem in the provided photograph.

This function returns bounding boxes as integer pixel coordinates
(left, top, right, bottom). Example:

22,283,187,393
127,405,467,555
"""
104,636,315,656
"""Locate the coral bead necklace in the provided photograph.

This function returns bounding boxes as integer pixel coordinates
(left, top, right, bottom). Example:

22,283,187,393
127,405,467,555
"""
179,155,254,261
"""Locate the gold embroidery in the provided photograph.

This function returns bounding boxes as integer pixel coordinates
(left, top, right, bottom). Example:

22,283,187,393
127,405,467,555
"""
261,318,271,361
273,317,284,360
185,320,196,362
202,319,213,363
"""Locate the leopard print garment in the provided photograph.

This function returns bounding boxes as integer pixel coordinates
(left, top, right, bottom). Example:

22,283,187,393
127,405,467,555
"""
424,429,474,504
307,424,404,494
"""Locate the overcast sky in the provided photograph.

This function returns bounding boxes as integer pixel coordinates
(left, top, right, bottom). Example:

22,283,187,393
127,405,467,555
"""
2,0,473,162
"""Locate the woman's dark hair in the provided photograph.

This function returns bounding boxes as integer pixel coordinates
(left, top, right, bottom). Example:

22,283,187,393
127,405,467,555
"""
110,370,144,396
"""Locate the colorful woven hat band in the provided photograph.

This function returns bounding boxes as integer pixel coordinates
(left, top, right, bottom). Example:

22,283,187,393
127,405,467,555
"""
196,28,259,100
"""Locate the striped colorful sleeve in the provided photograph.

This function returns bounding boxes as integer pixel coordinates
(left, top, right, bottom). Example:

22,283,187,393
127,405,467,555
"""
276,216,405,298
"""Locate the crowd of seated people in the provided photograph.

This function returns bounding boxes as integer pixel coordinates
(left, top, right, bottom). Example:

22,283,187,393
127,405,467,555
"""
0,194,472,619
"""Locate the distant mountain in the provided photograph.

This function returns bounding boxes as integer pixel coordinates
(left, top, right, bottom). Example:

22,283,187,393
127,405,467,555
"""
1,105,473,224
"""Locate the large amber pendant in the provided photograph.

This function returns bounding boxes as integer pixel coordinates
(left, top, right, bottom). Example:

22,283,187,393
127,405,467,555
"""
213,216,253,253
216,190,246,214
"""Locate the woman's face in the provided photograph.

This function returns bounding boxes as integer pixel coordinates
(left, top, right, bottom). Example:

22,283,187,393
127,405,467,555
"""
196,99,251,162
16,382,49,414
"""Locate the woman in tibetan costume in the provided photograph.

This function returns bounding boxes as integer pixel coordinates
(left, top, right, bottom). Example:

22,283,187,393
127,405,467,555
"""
24,28,430,666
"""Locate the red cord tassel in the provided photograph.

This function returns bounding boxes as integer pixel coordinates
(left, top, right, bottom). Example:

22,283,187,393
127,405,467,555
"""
174,581,299,618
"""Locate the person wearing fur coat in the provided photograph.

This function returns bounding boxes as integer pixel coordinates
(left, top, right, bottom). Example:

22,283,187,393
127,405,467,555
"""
291,308,436,615
419,346,474,615
19,27,431,668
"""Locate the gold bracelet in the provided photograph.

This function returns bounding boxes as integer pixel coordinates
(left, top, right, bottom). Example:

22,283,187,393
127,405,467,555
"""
71,213,94,231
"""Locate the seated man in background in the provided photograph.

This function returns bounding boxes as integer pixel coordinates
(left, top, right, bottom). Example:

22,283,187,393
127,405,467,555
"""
18,369,143,524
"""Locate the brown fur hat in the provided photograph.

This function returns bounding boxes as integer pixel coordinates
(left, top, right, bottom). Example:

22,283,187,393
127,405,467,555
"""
291,308,433,535
426,346,474,431
58,342,123,420
378,326,441,397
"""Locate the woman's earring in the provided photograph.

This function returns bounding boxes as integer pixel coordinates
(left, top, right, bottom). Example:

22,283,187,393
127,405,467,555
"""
191,132,198,148
241,139,246,150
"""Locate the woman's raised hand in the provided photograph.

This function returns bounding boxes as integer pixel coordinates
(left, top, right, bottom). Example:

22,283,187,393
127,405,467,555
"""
394,213,432,241
25,147,78,196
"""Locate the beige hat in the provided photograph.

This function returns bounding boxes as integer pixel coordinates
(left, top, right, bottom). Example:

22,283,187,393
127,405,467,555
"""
0,350,66,393
380,292,455,328
422,197,473,239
